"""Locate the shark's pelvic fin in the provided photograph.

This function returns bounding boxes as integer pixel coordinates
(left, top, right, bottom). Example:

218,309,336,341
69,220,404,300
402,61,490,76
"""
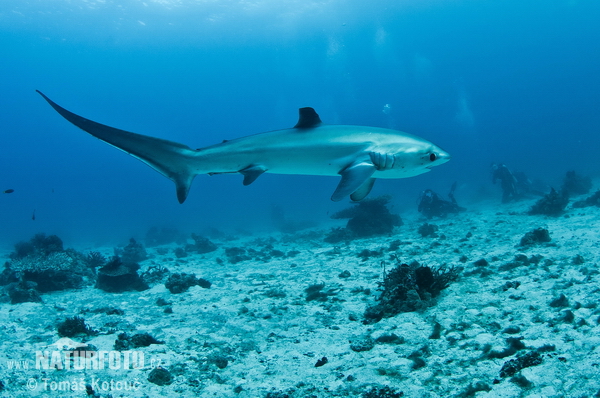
239,165,267,185
350,178,376,202
331,160,376,202
36,90,197,203
294,107,322,129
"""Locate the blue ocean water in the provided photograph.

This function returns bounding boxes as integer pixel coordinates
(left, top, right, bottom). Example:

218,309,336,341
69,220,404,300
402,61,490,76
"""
1,0,599,246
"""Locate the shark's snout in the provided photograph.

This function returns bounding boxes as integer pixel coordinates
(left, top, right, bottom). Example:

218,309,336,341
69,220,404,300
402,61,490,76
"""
425,148,450,170
435,149,451,164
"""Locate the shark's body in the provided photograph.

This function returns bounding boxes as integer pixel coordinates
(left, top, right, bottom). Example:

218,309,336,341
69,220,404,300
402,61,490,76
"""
37,91,450,203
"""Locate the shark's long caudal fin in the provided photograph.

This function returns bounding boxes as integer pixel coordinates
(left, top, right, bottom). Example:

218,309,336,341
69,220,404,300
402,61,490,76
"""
37,91,197,203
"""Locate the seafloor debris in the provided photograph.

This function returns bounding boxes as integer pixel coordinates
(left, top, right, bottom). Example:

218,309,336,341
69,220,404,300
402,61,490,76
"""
140,264,170,284
528,188,569,216
418,223,439,238
499,254,546,271
326,196,403,242
363,260,460,323
572,190,600,208
549,293,569,308
519,227,551,246
7,281,42,304
114,238,147,264
223,243,288,264
165,272,211,294
304,283,339,302
186,233,218,254
57,316,97,338
349,335,375,352
314,357,328,367
499,351,543,378
362,386,404,398
95,256,149,293
147,366,173,386
114,332,164,350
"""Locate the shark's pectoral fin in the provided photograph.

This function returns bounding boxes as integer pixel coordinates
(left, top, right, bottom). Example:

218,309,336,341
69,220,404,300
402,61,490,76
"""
36,90,198,203
239,165,267,185
331,161,376,202
350,178,376,202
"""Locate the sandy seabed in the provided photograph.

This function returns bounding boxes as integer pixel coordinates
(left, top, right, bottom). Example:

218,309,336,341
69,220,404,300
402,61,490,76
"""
1,196,599,398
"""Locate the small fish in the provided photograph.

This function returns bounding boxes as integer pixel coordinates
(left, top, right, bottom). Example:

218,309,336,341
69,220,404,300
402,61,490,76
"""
32,210,36,221
3,189,14,194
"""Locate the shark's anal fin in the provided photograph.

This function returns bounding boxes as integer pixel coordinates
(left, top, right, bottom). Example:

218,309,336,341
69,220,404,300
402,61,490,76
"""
239,165,267,185
331,161,376,202
294,107,322,129
36,90,197,204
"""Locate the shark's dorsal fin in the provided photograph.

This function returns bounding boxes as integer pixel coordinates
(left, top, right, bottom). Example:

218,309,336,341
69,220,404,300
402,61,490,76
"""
294,107,322,129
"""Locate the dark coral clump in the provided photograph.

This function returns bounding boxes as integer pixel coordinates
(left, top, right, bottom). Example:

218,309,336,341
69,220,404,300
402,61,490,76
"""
147,366,173,386
364,260,460,323
363,386,404,398
22,257,87,292
528,188,569,216
519,227,551,246
114,332,164,350
357,249,383,261
85,251,106,270
499,254,544,271
224,247,251,264
304,283,339,302
165,272,211,294
327,196,402,241
460,382,491,397
0,266,18,286
95,256,149,293
186,233,217,254
223,243,288,264
114,238,147,264
549,293,569,308
324,227,352,243
10,233,64,260
499,351,543,378
561,170,592,196
350,335,375,352
7,281,43,304
141,265,170,284
57,316,97,337
418,223,438,238
573,190,600,208
3,234,92,295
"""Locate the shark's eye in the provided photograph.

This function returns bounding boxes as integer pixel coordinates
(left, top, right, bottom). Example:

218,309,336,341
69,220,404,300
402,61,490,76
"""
429,153,437,161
